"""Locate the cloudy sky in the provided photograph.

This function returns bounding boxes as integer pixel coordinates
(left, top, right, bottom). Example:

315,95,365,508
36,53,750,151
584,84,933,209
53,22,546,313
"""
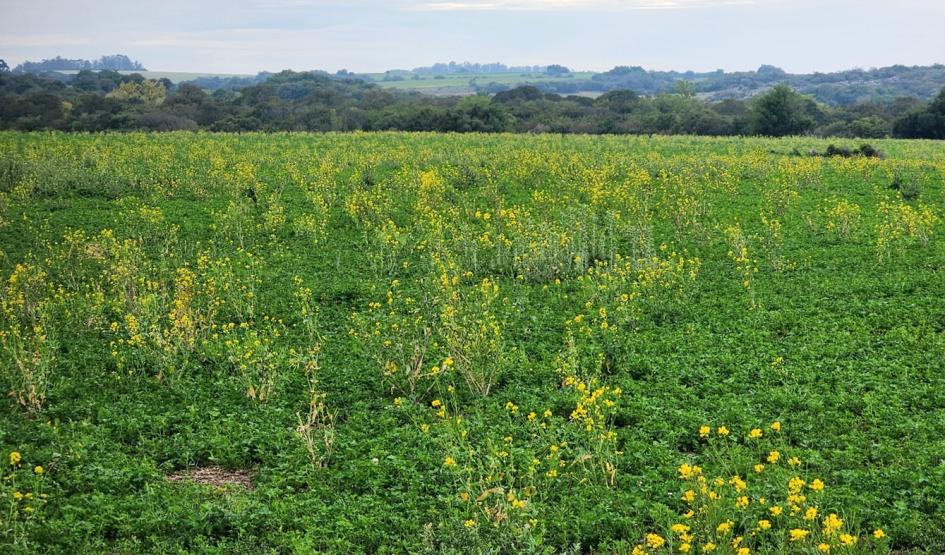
1,0,943,74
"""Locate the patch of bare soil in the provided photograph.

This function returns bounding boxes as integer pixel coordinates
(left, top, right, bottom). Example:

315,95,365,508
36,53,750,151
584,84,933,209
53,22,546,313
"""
167,466,255,490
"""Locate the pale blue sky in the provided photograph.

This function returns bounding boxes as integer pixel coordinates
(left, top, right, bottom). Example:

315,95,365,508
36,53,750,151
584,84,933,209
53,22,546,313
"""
1,0,943,74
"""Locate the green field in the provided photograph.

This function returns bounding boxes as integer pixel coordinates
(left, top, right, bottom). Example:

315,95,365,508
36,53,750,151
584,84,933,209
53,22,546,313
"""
361,71,598,95
1,132,943,553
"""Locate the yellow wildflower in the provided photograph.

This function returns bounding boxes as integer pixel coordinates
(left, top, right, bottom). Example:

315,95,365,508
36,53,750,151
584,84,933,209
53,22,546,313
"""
822,513,844,536
767,450,780,464
717,426,730,436
770,421,781,432
758,520,771,530
873,529,886,539
839,534,856,547
9,452,21,466
789,529,810,541
810,479,824,491
748,428,763,439
646,533,666,549
699,425,711,438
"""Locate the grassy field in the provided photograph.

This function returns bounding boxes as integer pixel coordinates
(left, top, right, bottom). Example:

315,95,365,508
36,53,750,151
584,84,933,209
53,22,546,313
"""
0,132,943,553
361,71,598,95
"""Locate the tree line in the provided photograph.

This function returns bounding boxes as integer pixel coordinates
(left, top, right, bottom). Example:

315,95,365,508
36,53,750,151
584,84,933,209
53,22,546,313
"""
0,68,943,138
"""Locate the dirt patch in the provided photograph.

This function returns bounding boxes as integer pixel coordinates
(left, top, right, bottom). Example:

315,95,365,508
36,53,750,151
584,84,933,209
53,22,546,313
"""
167,466,255,490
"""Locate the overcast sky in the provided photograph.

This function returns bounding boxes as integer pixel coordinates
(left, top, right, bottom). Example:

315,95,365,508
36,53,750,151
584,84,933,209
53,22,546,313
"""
1,0,943,74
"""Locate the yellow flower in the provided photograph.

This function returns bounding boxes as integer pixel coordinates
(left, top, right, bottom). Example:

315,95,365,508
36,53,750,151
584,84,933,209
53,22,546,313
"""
458,491,469,501
839,534,856,547
736,496,749,508
632,546,645,555
716,521,733,535
528,412,537,421
671,523,691,535
770,505,783,517
646,533,666,549
767,450,780,464
822,513,844,536
464,519,476,528
873,529,886,539
699,425,711,438
717,427,730,437
543,409,552,418
9,452,21,466
753,464,765,473
748,428,763,439
702,543,716,553
679,543,691,553
443,456,456,467
678,463,700,480
789,529,810,541
805,507,818,521
818,543,831,553
770,421,781,432
757,520,771,530
737,549,749,555
34,465,43,475
682,490,696,503
393,397,403,406
810,479,825,491
788,456,801,467
431,399,442,408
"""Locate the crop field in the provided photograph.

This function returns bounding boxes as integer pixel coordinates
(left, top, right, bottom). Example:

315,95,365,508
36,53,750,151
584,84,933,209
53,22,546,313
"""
1,132,944,553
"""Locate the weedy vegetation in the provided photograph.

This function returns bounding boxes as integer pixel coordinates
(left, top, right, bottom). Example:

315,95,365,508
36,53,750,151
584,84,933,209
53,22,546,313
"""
0,132,943,553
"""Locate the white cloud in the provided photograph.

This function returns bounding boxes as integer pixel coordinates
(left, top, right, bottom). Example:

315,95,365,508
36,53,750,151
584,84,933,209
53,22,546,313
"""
0,33,94,48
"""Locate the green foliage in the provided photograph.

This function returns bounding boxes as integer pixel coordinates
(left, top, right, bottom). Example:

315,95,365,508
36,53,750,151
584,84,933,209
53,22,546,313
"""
0,132,943,553
749,85,818,137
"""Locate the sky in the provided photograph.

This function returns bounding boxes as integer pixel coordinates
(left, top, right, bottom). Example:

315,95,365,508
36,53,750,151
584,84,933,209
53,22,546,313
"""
1,0,943,75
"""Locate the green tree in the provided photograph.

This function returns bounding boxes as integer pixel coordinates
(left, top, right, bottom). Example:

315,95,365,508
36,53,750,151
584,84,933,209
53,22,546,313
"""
106,80,166,105
674,80,696,98
749,84,815,136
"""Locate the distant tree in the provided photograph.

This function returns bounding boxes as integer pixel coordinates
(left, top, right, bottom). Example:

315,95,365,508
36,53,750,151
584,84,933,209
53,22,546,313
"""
545,64,571,76
595,89,640,114
749,84,816,136
674,80,697,98
893,88,945,139
0,60,8,72
106,80,166,105
493,86,544,103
